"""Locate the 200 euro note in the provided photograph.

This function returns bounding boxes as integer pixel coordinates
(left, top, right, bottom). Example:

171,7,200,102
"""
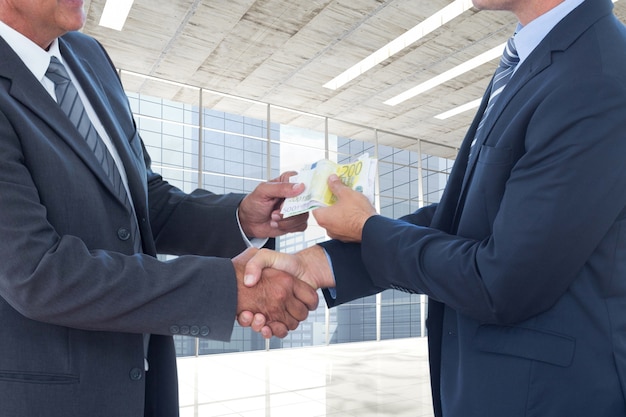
281,154,377,218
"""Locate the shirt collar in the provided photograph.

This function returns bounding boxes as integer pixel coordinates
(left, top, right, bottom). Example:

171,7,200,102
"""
0,20,63,82
514,0,586,65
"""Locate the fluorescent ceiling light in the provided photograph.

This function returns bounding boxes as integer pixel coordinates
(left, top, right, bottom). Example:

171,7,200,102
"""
323,0,474,90
99,0,135,31
391,0,619,115
431,0,621,118
434,98,481,120
384,42,504,106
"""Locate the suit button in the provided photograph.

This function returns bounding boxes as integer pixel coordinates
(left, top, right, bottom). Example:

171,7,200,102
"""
180,325,190,335
117,228,131,241
129,367,143,380
169,325,180,334
200,326,210,337
190,326,200,336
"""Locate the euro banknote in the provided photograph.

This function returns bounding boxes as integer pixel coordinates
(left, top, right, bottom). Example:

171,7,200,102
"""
281,154,377,218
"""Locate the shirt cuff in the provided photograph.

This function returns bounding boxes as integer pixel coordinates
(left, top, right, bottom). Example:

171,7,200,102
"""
236,208,269,248
323,248,337,299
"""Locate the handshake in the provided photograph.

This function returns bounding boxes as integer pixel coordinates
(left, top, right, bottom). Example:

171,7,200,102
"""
232,168,378,339
232,245,333,339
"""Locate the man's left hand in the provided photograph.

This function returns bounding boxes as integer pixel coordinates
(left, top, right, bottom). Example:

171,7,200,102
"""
238,171,309,238
313,174,377,243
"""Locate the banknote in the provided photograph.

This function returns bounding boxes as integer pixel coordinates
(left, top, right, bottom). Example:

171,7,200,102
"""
281,154,377,218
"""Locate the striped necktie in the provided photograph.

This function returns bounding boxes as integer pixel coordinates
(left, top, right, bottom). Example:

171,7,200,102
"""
471,36,520,151
46,56,142,253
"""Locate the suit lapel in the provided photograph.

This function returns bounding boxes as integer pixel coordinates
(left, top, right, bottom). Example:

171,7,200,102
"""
463,59,537,177
454,82,492,216
449,42,550,232
0,38,128,207
449,0,611,231
463,0,611,177
59,39,149,220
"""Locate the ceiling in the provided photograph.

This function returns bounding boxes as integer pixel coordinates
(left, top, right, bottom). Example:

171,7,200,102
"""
81,0,626,159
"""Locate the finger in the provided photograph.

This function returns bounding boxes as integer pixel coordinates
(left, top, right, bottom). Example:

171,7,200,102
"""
268,290,301,330
270,210,282,229
281,279,312,323
271,209,309,224
260,326,274,339
267,322,289,338
251,313,267,333
284,295,310,323
259,181,305,199
293,279,320,310
281,313,300,331
272,213,308,233
271,171,298,183
237,311,254,327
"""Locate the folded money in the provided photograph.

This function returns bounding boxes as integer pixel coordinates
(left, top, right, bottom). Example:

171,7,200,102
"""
281,154,377,218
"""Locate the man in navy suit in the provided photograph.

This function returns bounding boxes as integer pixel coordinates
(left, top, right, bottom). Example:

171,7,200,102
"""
0,0,318,416
242,0,626,415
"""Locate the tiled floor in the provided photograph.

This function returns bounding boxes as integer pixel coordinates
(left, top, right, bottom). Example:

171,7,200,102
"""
177,337,434,417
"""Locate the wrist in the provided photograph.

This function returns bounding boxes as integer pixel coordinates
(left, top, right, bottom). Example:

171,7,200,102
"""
236,205,255,238
296,245,335,289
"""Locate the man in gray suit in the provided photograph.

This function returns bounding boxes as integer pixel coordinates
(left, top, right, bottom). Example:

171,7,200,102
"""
242,0,626,416
0,1,318,416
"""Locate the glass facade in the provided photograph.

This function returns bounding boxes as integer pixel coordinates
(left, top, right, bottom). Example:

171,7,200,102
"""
123,72,455,357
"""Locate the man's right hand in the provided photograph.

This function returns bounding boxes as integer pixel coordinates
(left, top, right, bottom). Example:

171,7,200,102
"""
232,248,319,338
237,245,334,338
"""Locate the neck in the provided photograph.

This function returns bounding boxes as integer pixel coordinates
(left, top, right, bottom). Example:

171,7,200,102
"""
0,18,58,50
513,0,566,25
472,0,567,26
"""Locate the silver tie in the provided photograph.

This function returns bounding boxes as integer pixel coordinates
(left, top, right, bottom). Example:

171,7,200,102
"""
46,56,142,253
471,36,520,152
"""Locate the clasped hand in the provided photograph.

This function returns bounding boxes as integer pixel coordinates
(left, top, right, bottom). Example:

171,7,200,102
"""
232,247,319,338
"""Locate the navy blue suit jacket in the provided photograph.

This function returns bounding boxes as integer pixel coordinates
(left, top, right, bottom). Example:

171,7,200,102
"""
322,1,626,416
0,32,253,416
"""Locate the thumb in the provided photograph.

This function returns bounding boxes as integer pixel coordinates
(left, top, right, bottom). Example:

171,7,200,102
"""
242,249,272,287
243,248,285,287
327,174,347,195
243,249,301,287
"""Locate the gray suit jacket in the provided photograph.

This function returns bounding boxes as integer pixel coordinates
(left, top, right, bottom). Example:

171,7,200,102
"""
0,31,249,416
321,1,626,416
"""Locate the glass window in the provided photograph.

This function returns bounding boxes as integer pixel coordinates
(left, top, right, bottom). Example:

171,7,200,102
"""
127,77,455,356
